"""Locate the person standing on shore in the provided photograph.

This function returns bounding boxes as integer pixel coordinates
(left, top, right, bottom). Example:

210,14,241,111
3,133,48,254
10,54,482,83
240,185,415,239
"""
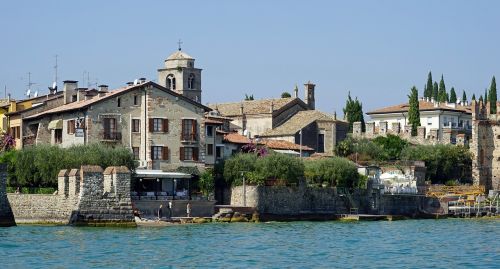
186,203,191,217
157,204,163,221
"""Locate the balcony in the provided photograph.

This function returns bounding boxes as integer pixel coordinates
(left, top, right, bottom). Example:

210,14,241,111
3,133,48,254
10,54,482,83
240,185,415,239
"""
102,131,122,141
181,133,197,142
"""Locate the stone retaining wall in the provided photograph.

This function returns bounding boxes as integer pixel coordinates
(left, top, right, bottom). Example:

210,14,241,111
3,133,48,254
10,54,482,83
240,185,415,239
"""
6,194,76,224
134,200,216,218
0,164,15,226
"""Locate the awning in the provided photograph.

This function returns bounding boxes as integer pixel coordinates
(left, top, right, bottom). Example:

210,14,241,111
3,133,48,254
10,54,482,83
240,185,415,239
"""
48,119,63,130
273,149,300,155
134,169,192,179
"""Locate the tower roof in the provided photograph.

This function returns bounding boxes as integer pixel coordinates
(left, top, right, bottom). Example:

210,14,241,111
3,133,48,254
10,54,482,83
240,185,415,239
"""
166,50,194,61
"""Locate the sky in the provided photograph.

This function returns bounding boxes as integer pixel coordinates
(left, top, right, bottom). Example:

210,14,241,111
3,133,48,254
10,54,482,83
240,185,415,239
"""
1,0,499,117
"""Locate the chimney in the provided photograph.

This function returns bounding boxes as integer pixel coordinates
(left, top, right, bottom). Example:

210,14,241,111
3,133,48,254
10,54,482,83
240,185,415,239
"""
304,81,316,110
270,101,274,113
98,85,109,92
139,78,147,84
126,82,134,86
294,85,298,98
7,93,10,102
240,102,244,115
63,80,78,105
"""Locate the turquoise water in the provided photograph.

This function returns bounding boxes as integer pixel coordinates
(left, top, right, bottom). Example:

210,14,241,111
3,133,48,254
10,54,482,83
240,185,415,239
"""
0,219,498,268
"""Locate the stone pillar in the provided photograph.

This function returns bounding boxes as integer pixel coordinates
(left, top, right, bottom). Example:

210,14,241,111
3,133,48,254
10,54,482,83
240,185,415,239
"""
429,129,439,142
442,128,452,144
379,121,388,135
103,167,115,194
0,164,15,226
58,169,70,198
113,166,132,200
417,126,426,140
365,122,375,138
352,122,362,137
456,134,465,146
391,122,400,134
403,125,413,138
79,166,104,197
68,169,80,197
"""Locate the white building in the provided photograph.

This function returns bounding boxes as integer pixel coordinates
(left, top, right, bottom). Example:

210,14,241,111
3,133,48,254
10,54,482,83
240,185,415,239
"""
366,99,472,142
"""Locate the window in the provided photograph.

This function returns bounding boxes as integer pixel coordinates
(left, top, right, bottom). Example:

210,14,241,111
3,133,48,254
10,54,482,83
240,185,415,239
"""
206,125,214,137
72,95,77,102
103,118,119,140
207,144,213,156
216,146,223,159
443,117,448,127
10,126,20,139
180,147,198,161
54,129,62,144
151,146,168,160
166,74,176,90
133,95,139,106
188,73,195,89
149,118,168,132
67,120,75,134
132,147,140,160
132,119,140,133
182,119,197,140
427,117,432,126
117,97,121,107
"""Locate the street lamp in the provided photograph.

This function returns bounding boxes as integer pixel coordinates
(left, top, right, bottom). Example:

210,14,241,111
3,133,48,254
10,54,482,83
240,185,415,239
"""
240,171,247,207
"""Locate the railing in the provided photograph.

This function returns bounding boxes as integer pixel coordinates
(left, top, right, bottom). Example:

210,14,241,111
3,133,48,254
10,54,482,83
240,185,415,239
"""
102,131,122,141
181,133,197,141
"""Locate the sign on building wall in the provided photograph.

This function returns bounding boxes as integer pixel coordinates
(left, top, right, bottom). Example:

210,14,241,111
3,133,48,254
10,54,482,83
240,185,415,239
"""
75,128,85,137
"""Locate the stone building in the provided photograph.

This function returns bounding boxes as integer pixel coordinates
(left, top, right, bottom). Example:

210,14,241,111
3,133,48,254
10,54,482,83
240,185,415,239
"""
470,100,500,191
23,80,210,171
209,83,348,155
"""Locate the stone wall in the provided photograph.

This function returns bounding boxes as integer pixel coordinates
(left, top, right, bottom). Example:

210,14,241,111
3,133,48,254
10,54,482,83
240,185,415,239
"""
133,200,216,218
378,194,442,216
353,121,468,146
2,165,135,226
0,164,15,226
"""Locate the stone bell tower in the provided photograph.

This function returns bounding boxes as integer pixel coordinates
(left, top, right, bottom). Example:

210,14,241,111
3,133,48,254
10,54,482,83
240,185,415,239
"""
304,81,316,110
158,46,202,103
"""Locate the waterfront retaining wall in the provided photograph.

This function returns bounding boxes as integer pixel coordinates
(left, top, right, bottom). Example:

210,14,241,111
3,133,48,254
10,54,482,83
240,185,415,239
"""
0,164,15,226
1,165,135,226
134,200,216,218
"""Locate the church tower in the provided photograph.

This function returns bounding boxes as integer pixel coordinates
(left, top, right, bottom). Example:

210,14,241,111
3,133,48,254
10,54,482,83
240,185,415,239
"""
158,47,202,103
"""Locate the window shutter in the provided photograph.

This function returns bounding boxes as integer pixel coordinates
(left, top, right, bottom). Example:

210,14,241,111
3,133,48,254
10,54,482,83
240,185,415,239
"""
67,121,71,134
181,120,185,140
162,146,168,160
192,119,197,140
150,146,154,160
193,147,199,161
163,119,169,133
179,147,185,161
149,118,154,132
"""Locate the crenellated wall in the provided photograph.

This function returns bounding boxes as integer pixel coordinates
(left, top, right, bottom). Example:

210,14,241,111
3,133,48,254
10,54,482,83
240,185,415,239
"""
1,165,135,226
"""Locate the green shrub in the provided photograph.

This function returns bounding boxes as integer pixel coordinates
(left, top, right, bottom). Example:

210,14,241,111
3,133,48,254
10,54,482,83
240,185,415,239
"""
255,153,304,185
304,157,361,188
223,153,258,186
199,168,215,196
372,134,408,160
0,143,136,188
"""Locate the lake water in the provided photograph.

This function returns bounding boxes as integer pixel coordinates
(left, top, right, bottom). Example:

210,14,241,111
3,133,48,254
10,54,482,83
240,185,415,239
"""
0,219,498,268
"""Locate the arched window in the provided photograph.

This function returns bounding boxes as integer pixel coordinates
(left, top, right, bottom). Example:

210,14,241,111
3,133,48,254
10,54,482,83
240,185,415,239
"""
166,74,176,90
188,73,195,89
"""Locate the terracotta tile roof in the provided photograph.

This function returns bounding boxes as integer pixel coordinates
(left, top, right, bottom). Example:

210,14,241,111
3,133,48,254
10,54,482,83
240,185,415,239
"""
208,97,304,116
223,132,251,144
260,110,346,137
261,139,314,151
367,100,471,115
25,81,210,119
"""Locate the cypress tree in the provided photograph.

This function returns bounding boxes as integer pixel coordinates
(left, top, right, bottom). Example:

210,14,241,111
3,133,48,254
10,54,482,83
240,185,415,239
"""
438,75,447,102
484,89,488,103
479,95,483,103
472,94,476,101
433,82,439,101
489,76,497,114
408,86,420,136
449,87,457,103
343,92,365,132
425,72,433,98
462,90,467,103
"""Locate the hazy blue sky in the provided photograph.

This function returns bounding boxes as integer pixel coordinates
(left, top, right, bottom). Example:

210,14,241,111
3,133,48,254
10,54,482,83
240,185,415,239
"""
1,0,499,116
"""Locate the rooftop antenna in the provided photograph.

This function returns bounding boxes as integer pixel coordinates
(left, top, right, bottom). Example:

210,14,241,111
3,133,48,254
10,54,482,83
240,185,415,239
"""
4,85,6,99
54,55,58,87
26,72,36,98
48,55,58,93
87,71,90,88
177,39,183,51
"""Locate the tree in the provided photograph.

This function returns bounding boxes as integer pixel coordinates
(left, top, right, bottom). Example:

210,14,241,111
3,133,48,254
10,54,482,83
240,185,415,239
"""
407,86,420,136
432,82,439,101
472,94,476,101
489,76,497,114
462,90,467,103
449,87,457,103
424,71,433,99
484,89,488,103
343,92,365,132
479,95,483,103
281,92,291,98
438,75,447,102
244,94,254,101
